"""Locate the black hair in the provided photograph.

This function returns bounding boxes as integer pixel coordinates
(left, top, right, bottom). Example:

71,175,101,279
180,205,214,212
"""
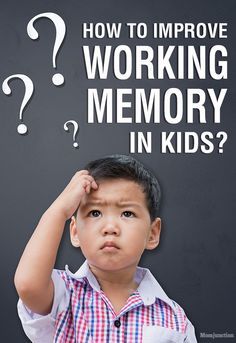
83,154,161,221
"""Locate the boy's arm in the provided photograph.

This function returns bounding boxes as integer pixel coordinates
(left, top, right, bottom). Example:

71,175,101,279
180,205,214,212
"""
185,318,198,343
14,170,97,316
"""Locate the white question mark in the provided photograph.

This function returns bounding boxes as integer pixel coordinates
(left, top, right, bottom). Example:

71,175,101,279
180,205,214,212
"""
27,12,66,86
2,74,34,134
216,131,228,153
64,120,79,148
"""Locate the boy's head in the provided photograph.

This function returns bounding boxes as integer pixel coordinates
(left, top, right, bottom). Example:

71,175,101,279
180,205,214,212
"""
71,155,162,272
79,154,161,222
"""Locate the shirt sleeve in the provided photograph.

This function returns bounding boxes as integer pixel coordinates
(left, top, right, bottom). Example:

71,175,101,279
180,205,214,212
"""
184,318,198,343
17,269,70,343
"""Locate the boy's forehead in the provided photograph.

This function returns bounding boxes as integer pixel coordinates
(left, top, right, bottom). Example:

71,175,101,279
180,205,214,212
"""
82,178,146,205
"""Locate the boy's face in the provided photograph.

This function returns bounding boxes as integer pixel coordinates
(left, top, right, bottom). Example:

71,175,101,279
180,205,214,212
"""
70,178,161,272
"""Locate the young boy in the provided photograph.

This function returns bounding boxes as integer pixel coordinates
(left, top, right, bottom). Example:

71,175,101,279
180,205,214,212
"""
15,155,197,342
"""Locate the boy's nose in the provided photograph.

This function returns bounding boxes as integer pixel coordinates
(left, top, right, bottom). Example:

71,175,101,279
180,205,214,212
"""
101,219,120,236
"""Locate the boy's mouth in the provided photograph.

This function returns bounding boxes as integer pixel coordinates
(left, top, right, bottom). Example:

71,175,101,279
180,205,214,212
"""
101,241,120,250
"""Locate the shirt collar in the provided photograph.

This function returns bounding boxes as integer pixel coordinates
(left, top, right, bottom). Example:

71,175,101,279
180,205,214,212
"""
65,260,101,292
65,260,177,314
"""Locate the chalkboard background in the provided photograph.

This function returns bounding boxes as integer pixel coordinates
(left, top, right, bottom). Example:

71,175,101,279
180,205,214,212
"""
0,0,235,341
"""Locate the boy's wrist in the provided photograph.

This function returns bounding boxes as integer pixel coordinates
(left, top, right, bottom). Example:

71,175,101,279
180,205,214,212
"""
45,203,69,222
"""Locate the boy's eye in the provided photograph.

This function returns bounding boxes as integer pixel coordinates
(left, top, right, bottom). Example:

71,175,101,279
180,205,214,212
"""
89,210,101,217
122,211,134,218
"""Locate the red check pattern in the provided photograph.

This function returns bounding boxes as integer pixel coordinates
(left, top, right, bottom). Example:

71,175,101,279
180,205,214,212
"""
53,270,187,343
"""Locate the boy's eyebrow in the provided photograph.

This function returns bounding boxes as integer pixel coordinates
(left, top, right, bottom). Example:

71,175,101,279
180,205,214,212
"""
81,200,143,208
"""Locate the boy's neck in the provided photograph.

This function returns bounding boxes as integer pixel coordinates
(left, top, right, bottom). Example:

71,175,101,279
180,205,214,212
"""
89,263,139,294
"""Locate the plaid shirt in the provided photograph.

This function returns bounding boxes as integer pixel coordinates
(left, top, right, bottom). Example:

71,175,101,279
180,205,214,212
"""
18,260,197,342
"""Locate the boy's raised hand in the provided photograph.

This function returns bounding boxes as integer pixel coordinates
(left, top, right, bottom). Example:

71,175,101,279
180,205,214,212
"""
52,170,98,221
14,170,98,316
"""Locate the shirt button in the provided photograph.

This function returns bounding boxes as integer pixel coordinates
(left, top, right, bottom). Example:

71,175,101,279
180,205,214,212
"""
114,319,121,328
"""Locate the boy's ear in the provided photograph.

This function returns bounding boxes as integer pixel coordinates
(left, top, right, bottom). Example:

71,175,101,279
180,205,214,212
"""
70,216,80,248
145,217,161,250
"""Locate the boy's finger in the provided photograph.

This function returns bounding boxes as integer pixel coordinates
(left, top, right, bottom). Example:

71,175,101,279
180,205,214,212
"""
82,175,95,184
82,177,97,191
76,170,89,176
85,184,91,194
91,180,98,189
81,180,89,193
84,181,91,193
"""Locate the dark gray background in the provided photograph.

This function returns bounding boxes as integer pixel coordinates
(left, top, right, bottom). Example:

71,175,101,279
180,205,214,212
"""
0,0,235,341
